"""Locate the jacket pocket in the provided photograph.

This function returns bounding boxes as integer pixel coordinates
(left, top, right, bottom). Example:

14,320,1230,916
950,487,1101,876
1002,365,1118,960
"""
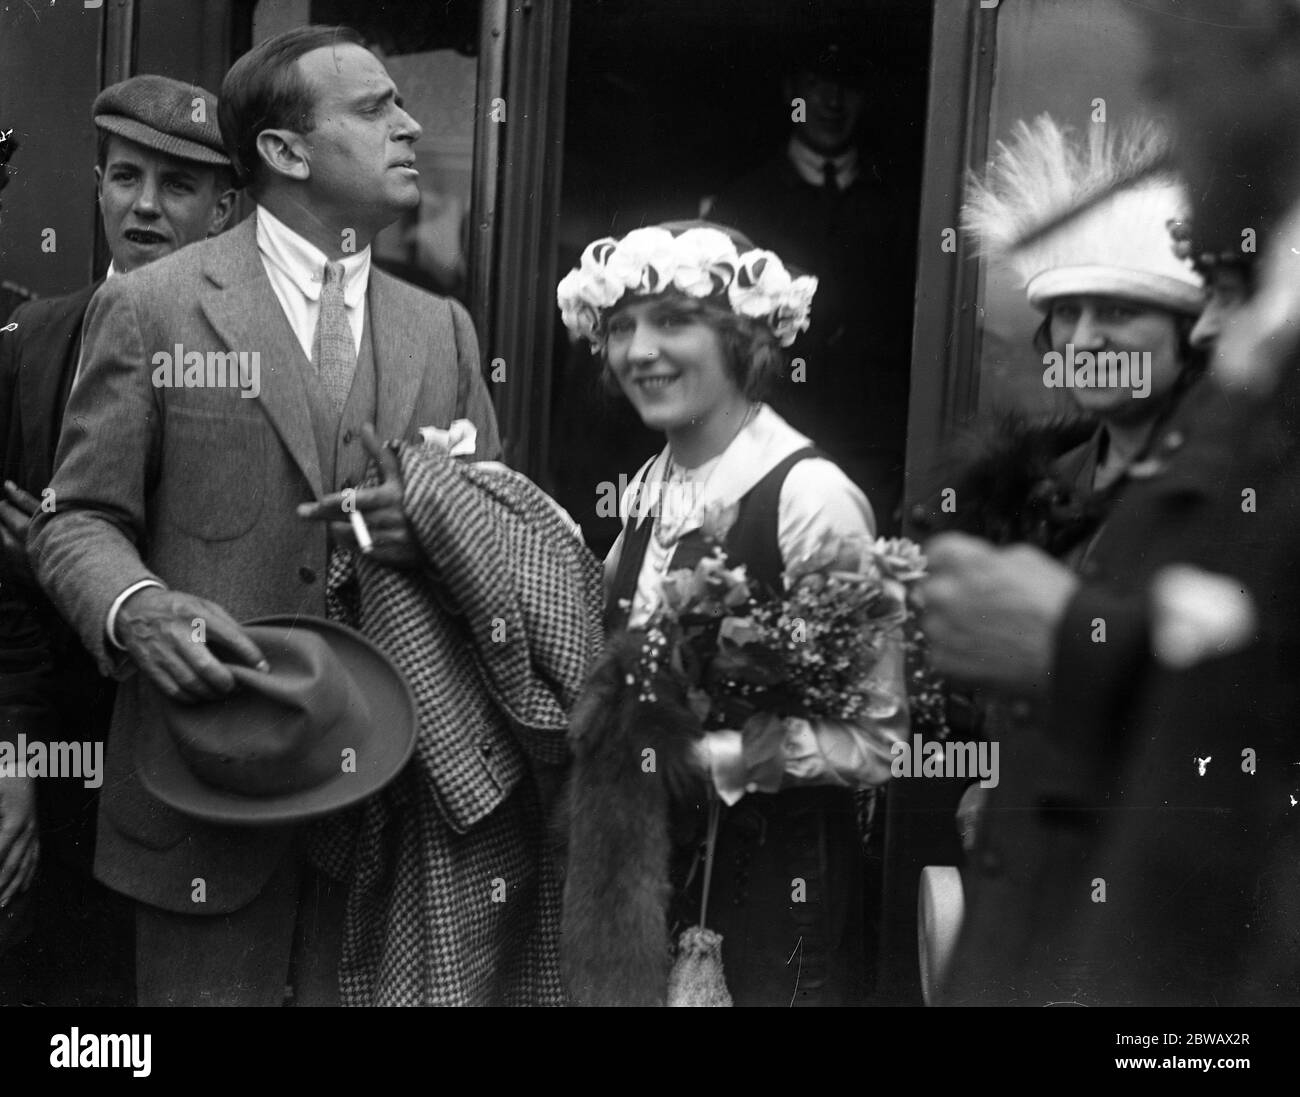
160,406,266,541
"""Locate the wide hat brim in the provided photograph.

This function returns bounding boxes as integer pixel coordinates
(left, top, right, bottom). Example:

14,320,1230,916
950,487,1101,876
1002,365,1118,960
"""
138,615,416,826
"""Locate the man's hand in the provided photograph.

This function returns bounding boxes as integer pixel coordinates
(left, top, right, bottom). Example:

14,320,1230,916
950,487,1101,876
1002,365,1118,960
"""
0,480,40,587
117,587,268,704
296,422,422,569
920,533,1080,695
0,774,37,907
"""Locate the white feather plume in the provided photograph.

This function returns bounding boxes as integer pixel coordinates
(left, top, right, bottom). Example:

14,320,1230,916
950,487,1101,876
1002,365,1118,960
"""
962,114,1202,312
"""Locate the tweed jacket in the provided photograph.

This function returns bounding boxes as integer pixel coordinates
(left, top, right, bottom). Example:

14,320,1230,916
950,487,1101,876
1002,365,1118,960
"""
314,441,604,1005
28,215,501,915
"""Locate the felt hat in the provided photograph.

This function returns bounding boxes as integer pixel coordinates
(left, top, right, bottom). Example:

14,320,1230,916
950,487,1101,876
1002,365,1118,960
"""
138,616,416,826
93,74,230,167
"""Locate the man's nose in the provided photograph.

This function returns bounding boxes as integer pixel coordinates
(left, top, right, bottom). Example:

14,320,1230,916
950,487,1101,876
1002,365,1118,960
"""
395,106,423,144
133,175,161,216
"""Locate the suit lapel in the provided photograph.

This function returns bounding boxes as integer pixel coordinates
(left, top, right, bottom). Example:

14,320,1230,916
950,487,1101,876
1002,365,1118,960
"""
199,217,324,498
19,282,99,486
369,269,426,442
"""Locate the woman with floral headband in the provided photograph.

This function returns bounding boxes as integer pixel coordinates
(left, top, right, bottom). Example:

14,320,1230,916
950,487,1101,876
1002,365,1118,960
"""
556,220,908,1007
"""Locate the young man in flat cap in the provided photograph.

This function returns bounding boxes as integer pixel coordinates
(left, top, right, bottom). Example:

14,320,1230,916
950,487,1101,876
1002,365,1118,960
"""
30,25,501,1006
0,74,235,1004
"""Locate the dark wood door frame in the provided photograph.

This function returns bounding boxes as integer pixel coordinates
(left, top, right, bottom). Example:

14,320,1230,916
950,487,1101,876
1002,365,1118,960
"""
879,0,998,1005
474,0,570,479
902,0,998,520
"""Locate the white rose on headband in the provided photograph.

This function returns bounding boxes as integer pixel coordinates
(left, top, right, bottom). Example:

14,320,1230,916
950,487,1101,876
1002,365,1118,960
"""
557,269,603,347
670,227,741,298
729,249,794,319
576,237,627,308
729,251,817,345
608,226,679,294
771,275,819,347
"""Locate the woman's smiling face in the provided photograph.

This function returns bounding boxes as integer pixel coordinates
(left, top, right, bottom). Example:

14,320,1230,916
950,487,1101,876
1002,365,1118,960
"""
1046,294,1184,420
604,295,742,434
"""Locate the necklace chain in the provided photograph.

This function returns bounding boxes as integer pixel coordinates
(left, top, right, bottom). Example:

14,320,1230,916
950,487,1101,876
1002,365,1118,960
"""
652,402,760,549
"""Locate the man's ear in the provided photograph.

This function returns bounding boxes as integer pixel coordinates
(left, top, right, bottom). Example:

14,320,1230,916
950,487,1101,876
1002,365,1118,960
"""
254,128,311,184
208,186,238,236
93,163,104,202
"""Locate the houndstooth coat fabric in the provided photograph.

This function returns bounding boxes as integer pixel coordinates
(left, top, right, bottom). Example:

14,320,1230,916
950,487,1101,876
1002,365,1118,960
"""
311,443,604,1005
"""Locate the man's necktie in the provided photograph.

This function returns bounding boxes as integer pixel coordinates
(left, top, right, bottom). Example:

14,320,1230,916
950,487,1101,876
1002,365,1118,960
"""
311,260,355,412
822,158,839,196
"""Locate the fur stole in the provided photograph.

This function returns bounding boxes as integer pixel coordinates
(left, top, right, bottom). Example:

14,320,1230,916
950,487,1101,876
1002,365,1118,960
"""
560,629,703,1006
911,412,1104,555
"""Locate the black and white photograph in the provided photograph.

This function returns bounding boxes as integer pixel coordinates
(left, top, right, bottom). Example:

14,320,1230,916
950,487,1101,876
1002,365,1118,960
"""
0,0,1292,1077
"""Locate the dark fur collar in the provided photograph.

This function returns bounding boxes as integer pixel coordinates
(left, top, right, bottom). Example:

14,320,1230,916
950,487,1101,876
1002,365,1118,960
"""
911,413,1106,555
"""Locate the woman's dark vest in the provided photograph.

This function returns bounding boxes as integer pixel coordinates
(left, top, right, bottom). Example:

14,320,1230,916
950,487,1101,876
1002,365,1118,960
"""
604,446,820,634
603,444,873,1006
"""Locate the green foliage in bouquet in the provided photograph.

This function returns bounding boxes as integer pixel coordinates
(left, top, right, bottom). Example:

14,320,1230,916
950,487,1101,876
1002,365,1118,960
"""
631,534,948,735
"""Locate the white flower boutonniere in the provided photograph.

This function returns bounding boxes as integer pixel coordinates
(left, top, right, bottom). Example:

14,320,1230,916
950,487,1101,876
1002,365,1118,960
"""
418,418,477,457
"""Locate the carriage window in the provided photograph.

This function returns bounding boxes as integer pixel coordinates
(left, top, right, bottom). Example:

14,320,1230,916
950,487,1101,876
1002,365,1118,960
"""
974,0,1159,418
252,0,480,304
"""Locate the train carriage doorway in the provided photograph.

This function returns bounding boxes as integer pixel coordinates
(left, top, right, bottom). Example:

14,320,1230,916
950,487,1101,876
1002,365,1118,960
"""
550,0,931,559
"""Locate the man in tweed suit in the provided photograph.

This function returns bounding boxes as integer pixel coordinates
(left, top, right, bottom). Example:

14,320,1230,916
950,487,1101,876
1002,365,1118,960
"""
30,25,500,1005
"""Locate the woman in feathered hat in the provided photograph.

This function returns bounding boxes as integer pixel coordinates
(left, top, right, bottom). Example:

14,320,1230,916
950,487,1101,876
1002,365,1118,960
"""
929,115,1211,1005
556,220,907,1006
962,115,1207,497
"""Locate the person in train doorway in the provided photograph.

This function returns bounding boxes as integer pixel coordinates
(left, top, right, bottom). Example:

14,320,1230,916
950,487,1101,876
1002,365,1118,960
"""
706,35,914,534
28,25,501,1005
0,74,236,1005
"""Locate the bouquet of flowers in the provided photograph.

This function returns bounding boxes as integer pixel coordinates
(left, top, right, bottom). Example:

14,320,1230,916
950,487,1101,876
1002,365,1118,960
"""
627,532,945,737
628,529,945,1006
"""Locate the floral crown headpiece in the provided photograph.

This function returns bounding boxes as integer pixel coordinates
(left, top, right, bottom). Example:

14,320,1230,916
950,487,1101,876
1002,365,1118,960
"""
556,223,819,351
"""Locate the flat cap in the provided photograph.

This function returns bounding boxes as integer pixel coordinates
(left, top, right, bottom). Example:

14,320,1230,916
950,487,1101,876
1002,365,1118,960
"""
92,74,229,167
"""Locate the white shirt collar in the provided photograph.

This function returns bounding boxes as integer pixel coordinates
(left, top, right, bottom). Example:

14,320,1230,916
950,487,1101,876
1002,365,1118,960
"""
104,262,117,281
255,203,370,309
625,404,813,530
787,135,860,190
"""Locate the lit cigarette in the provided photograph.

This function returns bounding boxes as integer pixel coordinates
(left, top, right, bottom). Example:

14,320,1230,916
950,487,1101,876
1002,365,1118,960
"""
349,508,373,554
